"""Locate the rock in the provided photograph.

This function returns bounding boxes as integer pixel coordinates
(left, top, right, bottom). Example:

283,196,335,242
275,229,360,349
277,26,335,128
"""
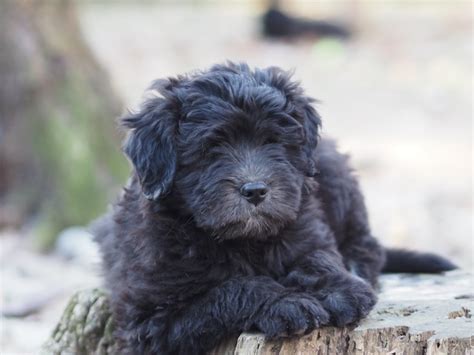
55,227,100,266
42,271,473,355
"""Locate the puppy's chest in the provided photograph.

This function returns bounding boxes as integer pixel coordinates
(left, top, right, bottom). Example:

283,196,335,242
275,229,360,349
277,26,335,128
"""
173,226,315,282
215,239,300,279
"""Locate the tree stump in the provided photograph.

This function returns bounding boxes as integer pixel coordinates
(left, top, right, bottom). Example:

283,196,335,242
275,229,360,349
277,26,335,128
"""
42,271,473,354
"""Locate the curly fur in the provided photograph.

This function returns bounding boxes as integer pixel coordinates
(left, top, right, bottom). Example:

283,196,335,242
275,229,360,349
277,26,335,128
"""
94,62,455,354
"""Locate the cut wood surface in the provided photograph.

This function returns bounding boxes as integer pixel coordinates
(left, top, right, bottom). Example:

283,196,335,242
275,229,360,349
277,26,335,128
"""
42,271,473,354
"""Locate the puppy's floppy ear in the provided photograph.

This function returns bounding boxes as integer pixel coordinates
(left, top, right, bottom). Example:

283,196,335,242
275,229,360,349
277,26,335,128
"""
122,80,181,200
299,97,322,177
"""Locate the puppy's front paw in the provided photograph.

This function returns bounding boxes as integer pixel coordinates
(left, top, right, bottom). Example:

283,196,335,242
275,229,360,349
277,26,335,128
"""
254,294,329,338
322,277,376,327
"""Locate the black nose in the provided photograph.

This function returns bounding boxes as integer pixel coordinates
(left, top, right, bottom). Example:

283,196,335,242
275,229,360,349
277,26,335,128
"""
240,182,269,205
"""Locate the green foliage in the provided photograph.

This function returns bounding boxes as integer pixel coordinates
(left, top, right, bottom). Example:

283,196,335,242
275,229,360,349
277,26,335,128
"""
32,71,129,250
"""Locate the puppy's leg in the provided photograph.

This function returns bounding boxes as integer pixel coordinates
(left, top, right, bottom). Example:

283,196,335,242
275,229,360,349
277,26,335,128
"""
338,183,386,286
115,276,327,355
166,276,329,354
280,225,377,327
339,231,385,287
315,139,385,286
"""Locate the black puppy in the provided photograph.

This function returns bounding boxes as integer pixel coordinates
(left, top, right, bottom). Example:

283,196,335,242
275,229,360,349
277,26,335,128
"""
95,62,456,354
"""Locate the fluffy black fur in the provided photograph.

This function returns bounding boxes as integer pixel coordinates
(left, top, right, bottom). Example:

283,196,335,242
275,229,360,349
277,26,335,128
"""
95,62,456,354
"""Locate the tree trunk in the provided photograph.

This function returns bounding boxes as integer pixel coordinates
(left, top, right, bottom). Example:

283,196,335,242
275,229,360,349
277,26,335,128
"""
42,272,473,354
0,0,128,247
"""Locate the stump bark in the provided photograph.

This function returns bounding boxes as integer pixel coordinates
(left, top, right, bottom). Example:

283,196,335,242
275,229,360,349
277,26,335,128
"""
42,271,473,355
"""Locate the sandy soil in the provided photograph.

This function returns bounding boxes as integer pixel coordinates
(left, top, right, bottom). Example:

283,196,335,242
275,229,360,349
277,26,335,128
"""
1,2,472,354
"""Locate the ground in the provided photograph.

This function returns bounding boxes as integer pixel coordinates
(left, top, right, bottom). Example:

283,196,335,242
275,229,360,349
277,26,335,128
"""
1,2,472,354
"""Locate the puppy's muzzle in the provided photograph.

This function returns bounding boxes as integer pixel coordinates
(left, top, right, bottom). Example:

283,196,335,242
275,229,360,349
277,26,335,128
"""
239,181,269,206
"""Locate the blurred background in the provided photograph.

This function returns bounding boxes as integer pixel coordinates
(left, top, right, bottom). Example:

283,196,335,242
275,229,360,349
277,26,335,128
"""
0,0,472,353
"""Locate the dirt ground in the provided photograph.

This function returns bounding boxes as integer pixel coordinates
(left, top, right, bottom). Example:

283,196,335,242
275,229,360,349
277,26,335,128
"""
1,2,472,354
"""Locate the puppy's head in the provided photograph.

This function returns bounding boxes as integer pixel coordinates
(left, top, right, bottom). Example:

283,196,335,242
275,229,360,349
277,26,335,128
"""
123,62,321,239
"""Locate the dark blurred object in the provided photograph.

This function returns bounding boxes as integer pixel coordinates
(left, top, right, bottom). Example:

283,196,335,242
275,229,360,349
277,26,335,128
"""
0,0,128,248
262,7,351,40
